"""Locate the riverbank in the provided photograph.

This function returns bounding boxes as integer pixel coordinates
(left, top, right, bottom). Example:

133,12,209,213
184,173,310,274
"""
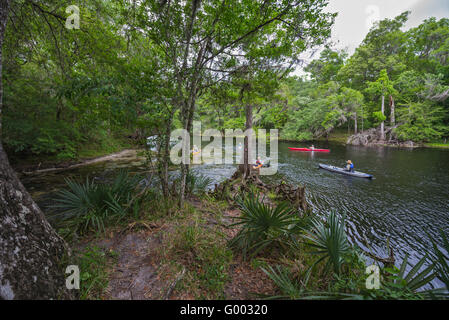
424,143,449,149
317,131,350,144
70,194,279,299
56,170,448,300
11,136,138,174
20,149,143,175
295,129,449,150
280,131,350,145
64,178,343,299
279,133,349,148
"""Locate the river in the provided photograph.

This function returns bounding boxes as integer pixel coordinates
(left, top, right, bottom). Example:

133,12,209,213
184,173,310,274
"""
21,141,449,288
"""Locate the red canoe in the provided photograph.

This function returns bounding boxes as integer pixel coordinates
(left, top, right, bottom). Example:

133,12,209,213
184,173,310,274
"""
289,147,330,152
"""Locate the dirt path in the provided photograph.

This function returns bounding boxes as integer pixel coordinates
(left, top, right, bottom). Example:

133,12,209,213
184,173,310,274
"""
87,224,170,300
84,202,277,300
106,229,167,299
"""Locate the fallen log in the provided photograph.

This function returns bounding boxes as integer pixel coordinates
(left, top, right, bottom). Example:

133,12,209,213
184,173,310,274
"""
20,149,140,175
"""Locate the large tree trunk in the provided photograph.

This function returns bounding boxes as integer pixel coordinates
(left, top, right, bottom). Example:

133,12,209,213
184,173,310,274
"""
361,105,364,132
380,95,385,140
179,95,197,204
354,112,358,134
0,0,70,300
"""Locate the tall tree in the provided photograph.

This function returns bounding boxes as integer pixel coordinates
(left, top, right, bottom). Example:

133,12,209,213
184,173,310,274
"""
338,12,409,91
129,0,335,202
340,87,364,134
305,48,347,83
366,69,397,140
0,0,70,300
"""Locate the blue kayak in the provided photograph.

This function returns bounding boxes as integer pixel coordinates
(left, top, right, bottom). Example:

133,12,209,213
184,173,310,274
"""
319,164,373,179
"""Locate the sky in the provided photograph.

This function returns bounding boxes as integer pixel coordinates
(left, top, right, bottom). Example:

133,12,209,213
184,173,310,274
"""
324,0,449,54
294,0,449,75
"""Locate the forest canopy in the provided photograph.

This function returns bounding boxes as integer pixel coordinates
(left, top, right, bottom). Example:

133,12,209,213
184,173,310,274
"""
197,12,449,143
2,2,449,164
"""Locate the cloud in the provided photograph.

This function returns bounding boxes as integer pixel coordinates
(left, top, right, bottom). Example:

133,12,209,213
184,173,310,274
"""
295,0,448,75
407,0,449,27
323,0,447,54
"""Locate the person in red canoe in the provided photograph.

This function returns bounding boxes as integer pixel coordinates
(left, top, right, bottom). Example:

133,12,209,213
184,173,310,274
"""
346,160,354,172
309,144,315,150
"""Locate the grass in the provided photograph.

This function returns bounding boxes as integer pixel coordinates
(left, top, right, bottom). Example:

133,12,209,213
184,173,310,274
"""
154,200,233,299
72,246,117,300
424,142,449,149
54,172,449,300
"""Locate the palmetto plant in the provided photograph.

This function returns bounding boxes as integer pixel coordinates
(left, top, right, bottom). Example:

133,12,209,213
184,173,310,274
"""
261,264,361,300
260,265,309,299
362,254,440,300
109,169,142,200
53,178,109,218
386,254,436,292
263,254,441,300
303,211,351,275
229,193,299,258
186,172,213,195
431,230,449,291
53,170,141,234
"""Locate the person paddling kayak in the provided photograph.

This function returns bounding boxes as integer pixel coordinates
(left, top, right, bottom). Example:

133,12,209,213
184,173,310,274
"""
253,157,263,170
309,144,315,150
346,160,354,172
192,145,201,155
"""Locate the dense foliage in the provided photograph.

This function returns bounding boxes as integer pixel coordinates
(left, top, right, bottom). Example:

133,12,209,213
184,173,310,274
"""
5,4,448,179
2,0,449,301
230,193,446,300
197,12,449,143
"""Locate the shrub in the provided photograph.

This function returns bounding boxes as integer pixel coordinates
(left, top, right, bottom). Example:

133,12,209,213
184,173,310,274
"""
53,170,142,235
186,172,213,195
431,230,449,291
72,246,117,299
229,193,300,258
303,211,351,275
361,254,438,300
261,265,307,299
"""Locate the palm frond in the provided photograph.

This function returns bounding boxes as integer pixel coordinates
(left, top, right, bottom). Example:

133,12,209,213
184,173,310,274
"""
229,193,299,258
53,171,143,234
303,211,350,274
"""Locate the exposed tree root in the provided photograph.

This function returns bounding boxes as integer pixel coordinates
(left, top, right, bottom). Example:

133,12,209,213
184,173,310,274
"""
211,170,308,213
